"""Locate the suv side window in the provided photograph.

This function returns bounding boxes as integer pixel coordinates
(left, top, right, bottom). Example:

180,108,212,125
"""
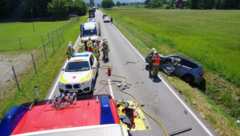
180,59,198,69
90,55,94,66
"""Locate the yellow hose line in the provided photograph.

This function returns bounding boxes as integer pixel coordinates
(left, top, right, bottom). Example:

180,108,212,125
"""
100,65,168,136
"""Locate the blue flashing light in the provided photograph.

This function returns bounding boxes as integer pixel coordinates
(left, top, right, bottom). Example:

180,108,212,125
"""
0,106,28,136
72,54,89,57
100,96,115,125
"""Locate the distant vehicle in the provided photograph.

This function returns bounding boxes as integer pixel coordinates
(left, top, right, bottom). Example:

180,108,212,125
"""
87,18,96,22
89,9,95,17
104,16,111,23
80,22,101,50
103,14,107,19
145,54,204,84
58,52,98,95
92,7,96,12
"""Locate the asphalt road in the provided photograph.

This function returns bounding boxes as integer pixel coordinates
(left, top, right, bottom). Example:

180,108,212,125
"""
46,10,217,136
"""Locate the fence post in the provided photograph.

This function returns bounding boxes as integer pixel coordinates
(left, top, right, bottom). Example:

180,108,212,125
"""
18,37,22,49
56,28,58,34
12,66,20,92
48,32,50,40
52,38,55,52
58,34,60,47
61,31,64,42
41,35,47,60
52,30,54,37
31,53,37,74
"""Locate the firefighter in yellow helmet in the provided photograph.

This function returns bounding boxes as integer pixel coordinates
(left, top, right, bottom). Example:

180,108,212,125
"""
66,45,73,60
101,38,109,60
87,37,93,52
78,43,85,53
93,43,100,65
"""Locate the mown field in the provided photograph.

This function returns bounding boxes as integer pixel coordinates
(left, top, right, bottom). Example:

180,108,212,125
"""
0,17,88,120
0,20,68,51
102,6,240,135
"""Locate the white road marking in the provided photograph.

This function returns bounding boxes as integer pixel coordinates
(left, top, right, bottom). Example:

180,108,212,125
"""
48,36,80,99
112,23,214,136
108,79,114,99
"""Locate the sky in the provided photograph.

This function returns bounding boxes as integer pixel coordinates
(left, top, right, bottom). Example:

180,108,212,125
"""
83,0,146,5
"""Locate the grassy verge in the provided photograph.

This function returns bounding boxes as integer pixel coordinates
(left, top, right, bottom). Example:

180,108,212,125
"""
0,17,88,120
102,8,240,135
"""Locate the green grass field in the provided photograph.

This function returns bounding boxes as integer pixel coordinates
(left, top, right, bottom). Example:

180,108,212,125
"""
104,7,240,87
0,17,87,120
0,20,69,51
102,6,240,135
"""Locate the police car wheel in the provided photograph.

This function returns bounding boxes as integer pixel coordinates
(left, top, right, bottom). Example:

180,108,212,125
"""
90,81,94,93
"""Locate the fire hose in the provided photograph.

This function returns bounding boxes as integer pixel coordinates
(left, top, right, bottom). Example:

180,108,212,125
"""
99,65,168,136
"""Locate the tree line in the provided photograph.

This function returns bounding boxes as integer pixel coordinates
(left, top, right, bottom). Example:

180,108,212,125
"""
143,0,240,9
0,0,88,19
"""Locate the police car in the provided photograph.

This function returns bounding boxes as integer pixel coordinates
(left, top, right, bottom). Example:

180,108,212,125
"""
58,52,98,95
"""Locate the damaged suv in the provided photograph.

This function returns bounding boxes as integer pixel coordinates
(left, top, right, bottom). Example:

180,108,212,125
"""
145,54,204,84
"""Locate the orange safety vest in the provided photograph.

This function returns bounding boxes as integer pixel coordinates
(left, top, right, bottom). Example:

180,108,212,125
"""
154,55,160,64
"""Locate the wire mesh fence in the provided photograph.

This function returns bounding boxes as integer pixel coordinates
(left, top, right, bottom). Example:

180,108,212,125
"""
0,17,78,51
0,17,79,99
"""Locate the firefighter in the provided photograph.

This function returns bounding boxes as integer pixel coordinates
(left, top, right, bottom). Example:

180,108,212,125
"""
70,44,75,54
93,43,100,65
147,48,156,75
78,43,85,53
152,51,160,77
87,38,93,52
101,39,109,60
66,45,72,60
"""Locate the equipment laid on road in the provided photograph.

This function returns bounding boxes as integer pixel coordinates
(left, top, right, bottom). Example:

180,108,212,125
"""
99,65,168,136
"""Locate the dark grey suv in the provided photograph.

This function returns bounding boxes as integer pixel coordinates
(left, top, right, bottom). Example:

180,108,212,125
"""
145,54,204,84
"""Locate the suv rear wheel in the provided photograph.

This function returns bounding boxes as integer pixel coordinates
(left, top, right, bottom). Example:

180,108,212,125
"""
183,74,194,84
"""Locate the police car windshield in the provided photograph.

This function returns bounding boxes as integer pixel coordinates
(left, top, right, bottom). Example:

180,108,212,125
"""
83,29,97,36
65,61,90,72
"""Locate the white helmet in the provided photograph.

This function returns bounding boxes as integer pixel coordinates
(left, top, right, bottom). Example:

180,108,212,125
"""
103,37,106,41
154,51,157,54
152,48,156,52
69,44,72,47
93,43,97,47
69,41,72,45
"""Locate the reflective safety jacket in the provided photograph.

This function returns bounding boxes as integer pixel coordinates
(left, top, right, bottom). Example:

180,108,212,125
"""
79,43,85,48
93,47,99,56
87,41,93,48
153,54,160,65
78,47,85,53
